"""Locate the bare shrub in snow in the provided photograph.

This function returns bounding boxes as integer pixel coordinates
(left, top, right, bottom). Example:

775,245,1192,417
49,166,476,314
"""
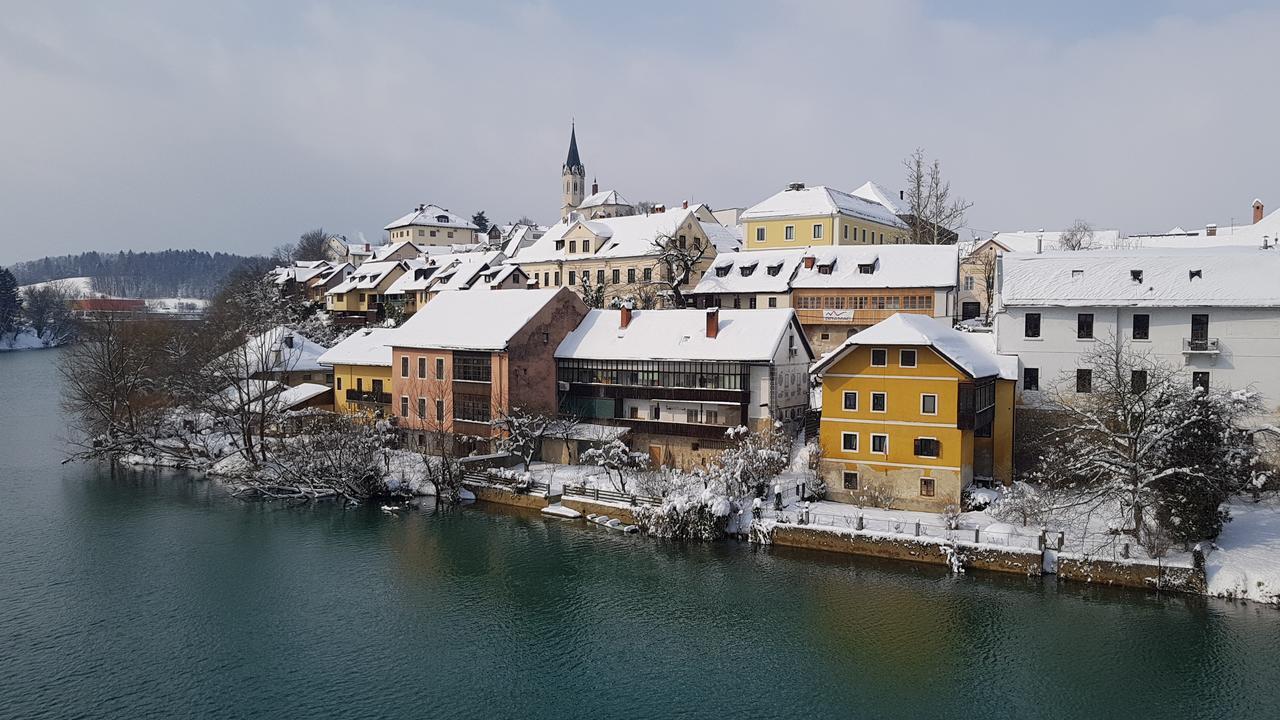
242,414,397,503
707,423,792,498
581,440,650,493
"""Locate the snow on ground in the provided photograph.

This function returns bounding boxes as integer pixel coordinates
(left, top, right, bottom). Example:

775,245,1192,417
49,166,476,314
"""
145,298,210,313
19,276,94,296
1206,496,1280,603
0,328,59,351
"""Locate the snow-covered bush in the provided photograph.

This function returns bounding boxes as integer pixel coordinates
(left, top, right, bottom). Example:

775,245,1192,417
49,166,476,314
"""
706,423,792,498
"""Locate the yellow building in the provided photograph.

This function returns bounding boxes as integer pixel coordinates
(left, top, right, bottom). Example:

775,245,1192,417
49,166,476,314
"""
811,313,1016,512
325,260,408,320
741,183,909,252
317,328,396,416
384,204,480,246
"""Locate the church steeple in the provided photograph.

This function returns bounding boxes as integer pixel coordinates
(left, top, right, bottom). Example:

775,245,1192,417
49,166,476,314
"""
561,122,586,221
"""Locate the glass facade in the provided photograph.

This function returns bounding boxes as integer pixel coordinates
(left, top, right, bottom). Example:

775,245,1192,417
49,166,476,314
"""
557,359,747,390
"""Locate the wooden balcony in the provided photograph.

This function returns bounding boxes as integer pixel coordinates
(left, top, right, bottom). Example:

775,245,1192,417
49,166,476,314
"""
793,307,934,327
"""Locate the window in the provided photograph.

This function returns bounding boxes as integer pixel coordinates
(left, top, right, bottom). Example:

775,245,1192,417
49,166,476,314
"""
900,349,917,368
871,392,887,413
870,434,888,454
914,438,940,458
627,268,636,284
843,391,858,411
841,432,858,451
399,396,409,417
748,297,757,309
336,377,343,390
813,223,823,239
453,353,492,382
919,477,936,497
1192,371,1210,391
400,356,410,378
643,267,652,282
612,269,621,284
455,394,491,423
755,227,765,242
1077,313,1094,339
569,241,577,253
553,271,561,285
543,272,549,287
596,269,604,284
784,225,795,241
651,405,661,420
871,348,888,367
705,410,720,424
686,409,698,423
768,297,777,308
435,358,445,379
1024,313,1041,338
418,357,426,379
843,471,859,490
1191,314,1210,346
843,225,848,241
568,270,576,286
629,406,639,419
1023,367,1039,392
417,398,426,418
820,333,830,340
964,276,975,291
921,394,938,415
1076,368,1092,393
435,399,444,422
1133,313,1150,340
1131,369,1148,394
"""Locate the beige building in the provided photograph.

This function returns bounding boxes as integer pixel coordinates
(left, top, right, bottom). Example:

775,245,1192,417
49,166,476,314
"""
325,260,408,322
384,204,480,246
741,183,909,252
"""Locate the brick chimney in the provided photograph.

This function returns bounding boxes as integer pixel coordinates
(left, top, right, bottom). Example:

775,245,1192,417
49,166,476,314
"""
1254,199,1265,224
654,204,666,214
592,179,599,195
802,255,815,269
620,306,632,329
682,200,689,210
705,307,719,339
1206,223,1218,237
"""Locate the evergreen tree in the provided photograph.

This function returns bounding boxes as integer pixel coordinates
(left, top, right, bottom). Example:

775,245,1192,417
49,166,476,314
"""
471,211,490,233
0,267,23,338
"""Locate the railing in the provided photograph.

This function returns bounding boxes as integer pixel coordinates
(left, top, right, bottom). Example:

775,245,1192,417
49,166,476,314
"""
465,471,551,495
1182,337,1220,353
562,484,662,507
345,389,391,405
608,418,738,441
788,509,1053,551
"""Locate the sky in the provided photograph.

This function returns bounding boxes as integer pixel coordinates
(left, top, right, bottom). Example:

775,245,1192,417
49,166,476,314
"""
1,0,1277,265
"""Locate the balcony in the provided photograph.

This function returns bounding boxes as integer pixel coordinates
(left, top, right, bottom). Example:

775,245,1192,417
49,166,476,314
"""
1182,338,1220,354
612,417,735,441
345,389,391,405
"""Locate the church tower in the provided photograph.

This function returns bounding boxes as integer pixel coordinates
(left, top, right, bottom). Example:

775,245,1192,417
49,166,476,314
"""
561,123,586,222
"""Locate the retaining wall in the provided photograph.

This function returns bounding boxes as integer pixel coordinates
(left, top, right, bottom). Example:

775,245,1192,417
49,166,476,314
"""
1056,555,1206,594
770,524,1042,576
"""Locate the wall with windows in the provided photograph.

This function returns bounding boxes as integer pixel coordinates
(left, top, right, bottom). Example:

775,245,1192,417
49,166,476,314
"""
387,224,477,246
744,215,906,251
995,305,1280,416
328,362,393,415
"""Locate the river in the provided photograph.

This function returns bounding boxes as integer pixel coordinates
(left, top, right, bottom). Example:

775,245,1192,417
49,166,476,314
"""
1,347,1277,719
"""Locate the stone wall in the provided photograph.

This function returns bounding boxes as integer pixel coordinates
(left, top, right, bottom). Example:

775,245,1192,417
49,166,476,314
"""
769,524,1041,576
1056,555,1207,594
466,484,552,512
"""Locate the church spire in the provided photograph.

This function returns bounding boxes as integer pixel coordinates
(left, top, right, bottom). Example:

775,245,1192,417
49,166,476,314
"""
564,122,584,175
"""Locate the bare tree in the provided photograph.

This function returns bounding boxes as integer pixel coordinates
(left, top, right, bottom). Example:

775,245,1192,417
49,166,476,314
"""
582,439,651,493
578,272,611,309
962,248,999,323
903,148,973,245
294,228,331,262
494,407,579,471
1058,219,1095,251
23,281,75,341
240,413,397,503
648,232,711,308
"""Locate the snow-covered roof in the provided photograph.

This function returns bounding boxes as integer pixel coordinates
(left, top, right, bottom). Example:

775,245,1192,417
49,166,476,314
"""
219,326,329,377
278,382,331,409
317,327,396,368
370,240,419,261
579,189,631,209
1126,207,1280,250
516,205,731,263
500,224,546,259
394,288,569,351
692,245,957,295
327,260,405,295
1000,247,1280,307
812,314,1015,380
383,204,478,231
741,185,909,230
556,308,813,363
988,229,1124,253
850,180,906,216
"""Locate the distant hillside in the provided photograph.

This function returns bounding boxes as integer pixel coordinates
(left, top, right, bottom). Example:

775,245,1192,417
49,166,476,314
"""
7,250,264,299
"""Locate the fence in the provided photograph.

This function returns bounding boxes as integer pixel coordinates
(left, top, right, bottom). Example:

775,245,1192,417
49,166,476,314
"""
562,484,662,507
787,509,1054,551
465,471,550,495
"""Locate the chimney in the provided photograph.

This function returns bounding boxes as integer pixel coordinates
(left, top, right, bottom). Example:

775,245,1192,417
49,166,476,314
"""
1254,199,1265,224
899,189,904,201
802,255,815,269
682,200,689,210
1036,229,1044,254
705,307,719,339
654,204,666,214
364,243,371,252
592,179,599,195
787,182,805,191
1206,223,1218,237
620,305,632,329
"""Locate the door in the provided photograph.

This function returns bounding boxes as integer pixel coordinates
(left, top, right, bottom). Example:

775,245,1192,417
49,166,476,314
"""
648,445,663,467
1190,314,1209,350
962,302,981,320
372,379,383,400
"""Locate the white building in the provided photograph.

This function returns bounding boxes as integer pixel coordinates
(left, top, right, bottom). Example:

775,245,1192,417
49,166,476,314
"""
554,307,814,468
995,247,1280,417
384,204,480,246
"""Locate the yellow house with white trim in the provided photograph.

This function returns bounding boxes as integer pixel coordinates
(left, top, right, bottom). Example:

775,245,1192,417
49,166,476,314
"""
741,183,909,252
811,313,1016,512
317,327,396,416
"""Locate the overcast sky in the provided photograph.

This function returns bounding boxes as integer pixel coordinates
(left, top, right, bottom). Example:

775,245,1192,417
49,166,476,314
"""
2,0,1277,265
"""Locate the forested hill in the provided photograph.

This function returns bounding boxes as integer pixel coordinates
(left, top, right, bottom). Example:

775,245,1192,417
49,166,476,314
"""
7,250,264,299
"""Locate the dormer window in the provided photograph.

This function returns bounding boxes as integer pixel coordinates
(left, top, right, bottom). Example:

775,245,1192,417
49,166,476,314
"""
739,262,757,277
715,265,731,278
555,240,565,251
818,264,833,275
1130,270,1143,283
1189,269,1202,280
857,263,875,274
767,264,782,276
1071,269,1084,279
435,214,449,223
